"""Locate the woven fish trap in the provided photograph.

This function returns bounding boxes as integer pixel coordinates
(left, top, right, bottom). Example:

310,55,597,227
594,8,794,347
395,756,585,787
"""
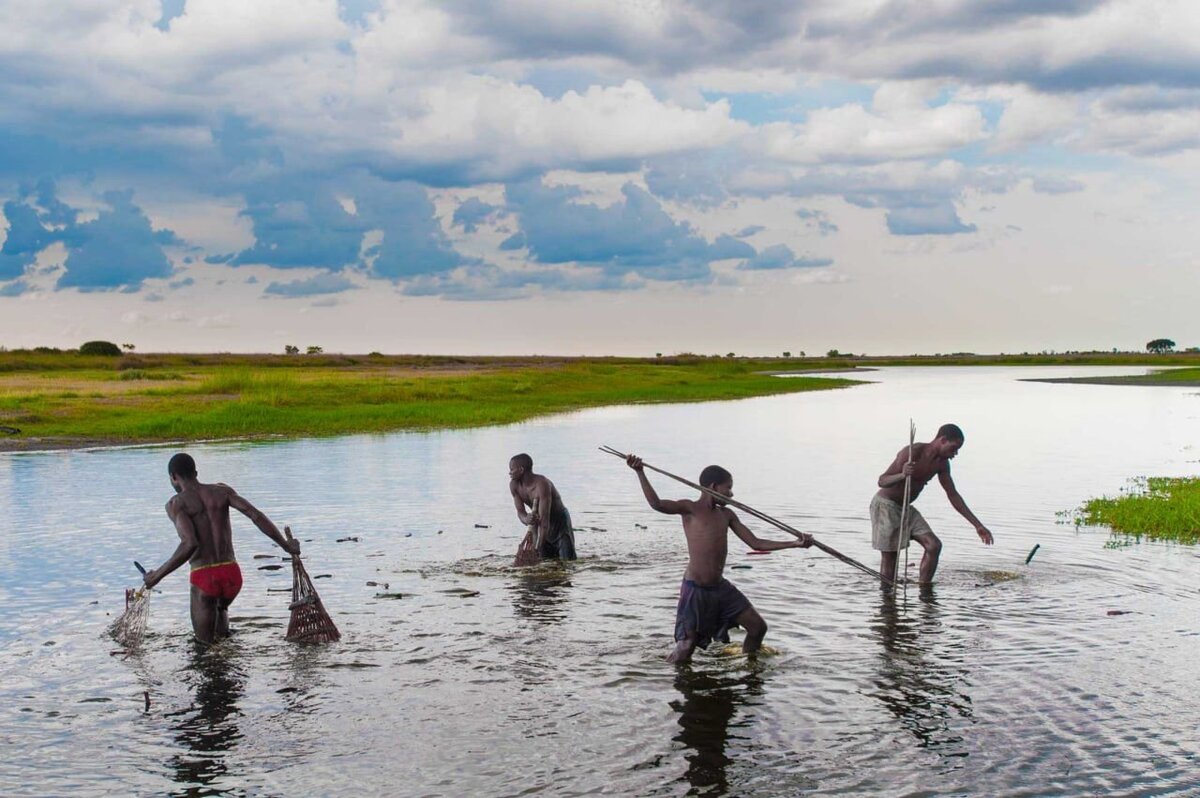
109,587,150,649
286,555,340,643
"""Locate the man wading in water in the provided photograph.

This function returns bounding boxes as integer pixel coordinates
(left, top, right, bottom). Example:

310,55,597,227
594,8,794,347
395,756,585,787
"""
142,453,300,643
872,423,993,586
509,453,577,560
625,454,811,663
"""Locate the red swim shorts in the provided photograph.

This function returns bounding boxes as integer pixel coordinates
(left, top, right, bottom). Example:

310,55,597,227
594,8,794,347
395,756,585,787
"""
189,561,243,602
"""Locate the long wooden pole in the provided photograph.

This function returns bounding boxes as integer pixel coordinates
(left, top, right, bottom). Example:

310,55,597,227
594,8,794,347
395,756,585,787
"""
900,420,915,593
599,446,891,585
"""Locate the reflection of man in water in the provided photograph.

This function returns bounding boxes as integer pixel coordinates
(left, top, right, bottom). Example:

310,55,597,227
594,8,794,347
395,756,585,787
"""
142,453,300,643
625,455,811,663
671,669,763,794
869,590,971,757
169,647,245,791
872,423,993,585
508,453,577,560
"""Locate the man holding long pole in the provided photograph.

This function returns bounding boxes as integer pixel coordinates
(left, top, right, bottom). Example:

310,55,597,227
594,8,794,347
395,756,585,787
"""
871,423,994,586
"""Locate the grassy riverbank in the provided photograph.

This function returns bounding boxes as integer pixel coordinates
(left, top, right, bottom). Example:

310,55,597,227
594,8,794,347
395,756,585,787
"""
0,353,861,450
1070,477,1200,544
1024,366,1200,387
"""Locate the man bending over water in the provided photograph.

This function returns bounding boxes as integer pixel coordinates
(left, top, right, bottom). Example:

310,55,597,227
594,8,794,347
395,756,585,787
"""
509,453,577,560
872,423,993,586
625,454,811,663
142,453,300,643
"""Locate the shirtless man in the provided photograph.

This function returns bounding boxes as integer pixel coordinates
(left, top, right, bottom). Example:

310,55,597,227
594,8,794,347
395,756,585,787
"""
625,454,812,663
872,423,993,586
509,453,576,560
141,453,300,643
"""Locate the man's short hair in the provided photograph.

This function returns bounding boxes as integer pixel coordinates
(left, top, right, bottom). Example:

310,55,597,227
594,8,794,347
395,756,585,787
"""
936,423,964,442
510,453,533,471
699,464,732,488
168,452,197,478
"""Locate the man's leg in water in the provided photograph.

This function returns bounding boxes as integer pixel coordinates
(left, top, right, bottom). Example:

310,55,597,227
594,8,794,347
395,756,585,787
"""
911,529,943,584
879,550,899,586
668,635,698,663
215,600,232,638
736,605,768,654
190,585,221,645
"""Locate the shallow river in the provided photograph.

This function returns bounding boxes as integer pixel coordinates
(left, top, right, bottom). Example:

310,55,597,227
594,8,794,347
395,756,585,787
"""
2,366,1199,796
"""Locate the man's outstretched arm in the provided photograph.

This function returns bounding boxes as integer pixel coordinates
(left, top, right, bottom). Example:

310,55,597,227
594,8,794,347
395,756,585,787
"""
227,489,301,555
729,511,811,551
144,501,200,588
626,455,687,515
938,468,993,544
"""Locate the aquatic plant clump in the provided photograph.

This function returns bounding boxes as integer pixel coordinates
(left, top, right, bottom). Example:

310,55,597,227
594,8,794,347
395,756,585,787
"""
1072,476,1200,544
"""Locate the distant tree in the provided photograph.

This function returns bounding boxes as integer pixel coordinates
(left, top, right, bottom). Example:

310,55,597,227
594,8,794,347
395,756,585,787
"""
80,340,121,356
1186,347,1200,353
121,343,135,352
1146,338,1176,353
726,352,736,358
369,351,383,357
284,345,299,355
655,352,662,358
799,350,805,357
826,349,840,357
306,345,324,355
782,351,791,358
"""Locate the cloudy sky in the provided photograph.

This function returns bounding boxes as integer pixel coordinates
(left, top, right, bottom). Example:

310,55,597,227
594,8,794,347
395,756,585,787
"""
1,0,1197,355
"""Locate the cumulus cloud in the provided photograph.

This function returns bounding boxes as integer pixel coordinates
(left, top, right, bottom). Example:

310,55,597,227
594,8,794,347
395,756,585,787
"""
504,179,754,282
452,197,500,232
0,183,177,291
737,244,833,270
264,271,358,297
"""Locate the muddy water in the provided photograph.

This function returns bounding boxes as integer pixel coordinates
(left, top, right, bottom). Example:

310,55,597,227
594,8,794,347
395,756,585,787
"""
1,366,1198,796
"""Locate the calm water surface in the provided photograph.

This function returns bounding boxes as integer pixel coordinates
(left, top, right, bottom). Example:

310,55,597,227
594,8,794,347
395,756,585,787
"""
2,366,1199,796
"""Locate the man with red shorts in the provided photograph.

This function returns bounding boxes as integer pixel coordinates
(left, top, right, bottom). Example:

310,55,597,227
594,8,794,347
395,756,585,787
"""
142,453,300,644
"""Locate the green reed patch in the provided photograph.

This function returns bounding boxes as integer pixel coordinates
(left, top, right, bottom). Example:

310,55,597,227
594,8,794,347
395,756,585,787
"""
1070,477,1200,544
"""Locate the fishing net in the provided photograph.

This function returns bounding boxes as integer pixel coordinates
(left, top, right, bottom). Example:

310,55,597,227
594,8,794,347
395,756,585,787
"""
513,499,542,567
286,554,340,643
109,587,150,649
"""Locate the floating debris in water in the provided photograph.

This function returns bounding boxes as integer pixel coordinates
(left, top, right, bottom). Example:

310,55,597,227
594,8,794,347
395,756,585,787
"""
253,554,275,560
1025,543,1041,564
1107,610,1133,616
336,536,360,543
313,574,332,579
404,533,413,537
634,524,647,529
474,524,490,529
730,564,752,570
258,564,284,571
437,530,443,535
366,581,388,588
375,592,405,600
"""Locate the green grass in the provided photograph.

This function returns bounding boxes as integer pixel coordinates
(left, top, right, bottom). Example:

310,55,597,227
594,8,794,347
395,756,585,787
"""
1070,477,1200,544
0,355,861,447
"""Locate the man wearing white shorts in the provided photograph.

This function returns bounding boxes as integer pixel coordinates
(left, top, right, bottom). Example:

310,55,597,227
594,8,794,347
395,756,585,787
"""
872,423,993,585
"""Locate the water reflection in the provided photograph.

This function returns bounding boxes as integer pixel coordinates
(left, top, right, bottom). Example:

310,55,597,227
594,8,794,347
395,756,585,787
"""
166,643,245,797
508,564,574,623
867,589,972,765
670,666,764,795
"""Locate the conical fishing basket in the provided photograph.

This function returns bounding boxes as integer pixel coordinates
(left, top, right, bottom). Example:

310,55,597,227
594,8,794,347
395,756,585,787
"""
109,587,150,649
513,498,541,567
286,555,340,643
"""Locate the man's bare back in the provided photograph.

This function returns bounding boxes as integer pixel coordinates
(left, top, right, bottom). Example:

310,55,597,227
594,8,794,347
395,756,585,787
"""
167,482,239,568
145,453,297,643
